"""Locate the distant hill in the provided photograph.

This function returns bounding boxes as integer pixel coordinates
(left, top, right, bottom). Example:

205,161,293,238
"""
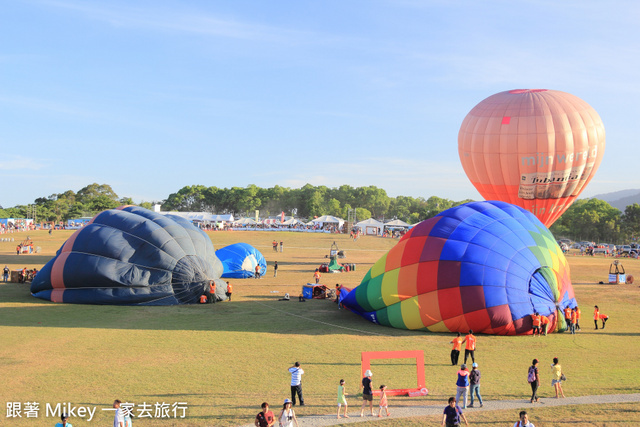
586,189,640,211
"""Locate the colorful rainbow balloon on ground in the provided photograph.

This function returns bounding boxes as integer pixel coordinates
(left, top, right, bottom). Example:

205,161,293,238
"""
341,201,576,335
458,89,605,227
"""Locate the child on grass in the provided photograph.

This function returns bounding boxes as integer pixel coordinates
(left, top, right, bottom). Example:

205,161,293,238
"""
337,379,349,419
378,385,390,417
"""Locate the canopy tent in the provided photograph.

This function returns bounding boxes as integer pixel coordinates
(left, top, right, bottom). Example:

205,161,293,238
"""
159,212,234,223
384,219,410,229
313,215,345,229
281,218,303,226
234,217,257,225
355,218,384,235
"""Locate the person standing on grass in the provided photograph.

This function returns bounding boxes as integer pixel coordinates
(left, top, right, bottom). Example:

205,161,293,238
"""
288,362,305,406
540,315,550,336
255,402,275,427
113,400,125,427
468,362,483,408
280,241,284,253
513,410,535,427
226,281,233,301
255,265,261,279
564,306,572,331
3,265,9,282
528,359,540,403
336,379,349,419
377,384,390,417
278,398,298,427
313,269,321,284
450,332,463,365
274,261,278,277
570,309,577,334
574,305,582,331
442,397,468,427
551,357,565,398
208,280,216,304
360,370,374,417
594,305,600,329
462,330,476,364
531,312,541,337
455,364,470,409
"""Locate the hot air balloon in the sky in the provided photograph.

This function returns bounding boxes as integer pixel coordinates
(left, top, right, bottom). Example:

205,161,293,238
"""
31,206,223,305
341,201,576,335
458,89,605,226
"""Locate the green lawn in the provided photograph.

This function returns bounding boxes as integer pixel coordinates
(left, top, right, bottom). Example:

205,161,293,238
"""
1,230,639,426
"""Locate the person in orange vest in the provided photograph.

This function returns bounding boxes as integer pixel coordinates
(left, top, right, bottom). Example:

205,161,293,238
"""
462,330,476,364
574,306,581,331
564,306,572,331
598,312,609,329
570,309,578,334
531,313,541,337
313,269,321,284
540,314,550,336
208,280,216,304
199,294,208,304
255,264,261,279
450,332,463,365
226,281,233,301
594,305,600,330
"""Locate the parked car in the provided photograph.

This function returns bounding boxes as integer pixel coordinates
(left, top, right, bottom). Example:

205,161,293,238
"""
620,245,632,254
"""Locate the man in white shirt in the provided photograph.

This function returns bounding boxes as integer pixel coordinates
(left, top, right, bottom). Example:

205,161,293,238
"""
288,362,305,406
113,400,125,427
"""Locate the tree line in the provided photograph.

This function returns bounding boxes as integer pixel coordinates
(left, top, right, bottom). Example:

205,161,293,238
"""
2,182,640,244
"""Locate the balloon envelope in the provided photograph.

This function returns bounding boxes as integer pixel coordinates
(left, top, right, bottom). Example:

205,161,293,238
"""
341,201,576,335
458,89,605,226
215,242,267,278
31,206,222,305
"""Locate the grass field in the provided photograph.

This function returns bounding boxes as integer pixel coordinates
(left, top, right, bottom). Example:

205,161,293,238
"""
1,229,639,426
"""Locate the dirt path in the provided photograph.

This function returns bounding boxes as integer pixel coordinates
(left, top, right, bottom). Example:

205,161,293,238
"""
241,393,640,426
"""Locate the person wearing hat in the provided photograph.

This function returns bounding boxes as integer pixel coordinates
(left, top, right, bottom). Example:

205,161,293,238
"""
55,413,72,427
288,362,305,406
278,398,298,427
455,364,470,409
468,362,483,408
360,369,374,417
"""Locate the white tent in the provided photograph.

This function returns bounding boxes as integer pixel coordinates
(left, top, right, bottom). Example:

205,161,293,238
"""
312,215,345,229
355,218,384,235
384,219,410,229
281,218,303,226
159,212,234,223
234,217,257,225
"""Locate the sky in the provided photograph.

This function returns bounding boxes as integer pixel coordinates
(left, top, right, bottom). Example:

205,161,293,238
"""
1,0,639,208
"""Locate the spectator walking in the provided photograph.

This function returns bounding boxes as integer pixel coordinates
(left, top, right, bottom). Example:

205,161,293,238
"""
528,359,540,403
278,399,298,427
3,265,9,282
274,261,278,277
280,241,284,252
336,379,349,419
55,413,72,427
551,357,565,398
360,370,374,417
377,385,390,417
468,363,483,408
455,364,470,409
441,397,468,427
513,410,535,427
450,332,463,365
462,330,476,364
255,402,275,427
288,362,305,406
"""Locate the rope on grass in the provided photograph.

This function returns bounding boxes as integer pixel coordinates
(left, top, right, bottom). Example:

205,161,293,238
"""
255,301,391,336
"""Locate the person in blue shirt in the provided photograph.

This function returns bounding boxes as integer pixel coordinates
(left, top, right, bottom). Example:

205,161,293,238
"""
442,397,468,427
55,413,72,427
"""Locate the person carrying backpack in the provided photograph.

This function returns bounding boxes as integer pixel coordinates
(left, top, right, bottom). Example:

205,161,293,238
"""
528,359,540,403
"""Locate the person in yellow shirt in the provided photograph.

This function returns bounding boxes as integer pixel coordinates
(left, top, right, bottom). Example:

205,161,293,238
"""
450,332,463,365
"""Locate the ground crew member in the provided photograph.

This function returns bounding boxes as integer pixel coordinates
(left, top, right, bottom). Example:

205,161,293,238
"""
594,305,600,329
570,309,578,334
226,281,233,301
450,332,463,365
462,330,476,364
531,312,541,337
314,269,321,284
199,294,208,304
598,312,609,329
574,306,581,331
209,280,216,304
540,314,550,336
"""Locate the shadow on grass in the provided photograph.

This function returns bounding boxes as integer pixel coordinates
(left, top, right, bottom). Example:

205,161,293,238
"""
0,283,416,337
